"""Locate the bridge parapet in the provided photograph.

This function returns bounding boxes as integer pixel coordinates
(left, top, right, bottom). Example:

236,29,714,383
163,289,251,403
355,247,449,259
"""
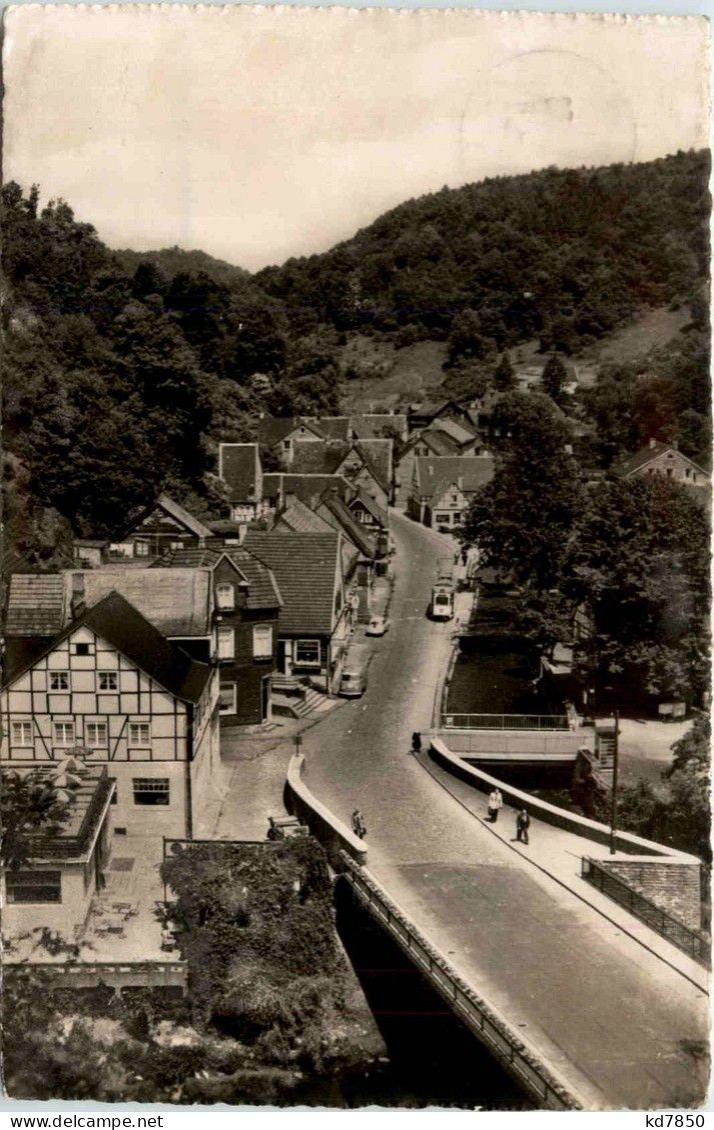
286,752,367,871
342,854,584,1111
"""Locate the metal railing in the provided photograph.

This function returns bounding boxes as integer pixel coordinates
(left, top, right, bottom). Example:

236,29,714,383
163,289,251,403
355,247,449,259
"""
581,858,711,967
3,960,188,989
440,713,570,731
342,855,581,1111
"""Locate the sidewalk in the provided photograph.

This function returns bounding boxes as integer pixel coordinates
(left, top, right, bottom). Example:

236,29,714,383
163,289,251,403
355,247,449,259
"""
415,747,708,993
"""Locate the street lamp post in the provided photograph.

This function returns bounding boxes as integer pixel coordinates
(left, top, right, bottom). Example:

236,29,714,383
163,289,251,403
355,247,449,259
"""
609,709,620,855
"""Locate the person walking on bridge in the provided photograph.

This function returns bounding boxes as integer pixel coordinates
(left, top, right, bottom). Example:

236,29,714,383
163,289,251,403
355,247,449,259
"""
516,808,530,845
487,788,503,823
352,809,366,839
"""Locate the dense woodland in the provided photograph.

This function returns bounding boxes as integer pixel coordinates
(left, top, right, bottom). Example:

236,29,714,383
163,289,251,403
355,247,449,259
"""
2,149,710,561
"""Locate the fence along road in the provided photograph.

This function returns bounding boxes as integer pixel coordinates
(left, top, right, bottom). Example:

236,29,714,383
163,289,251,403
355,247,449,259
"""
297,510,709,1111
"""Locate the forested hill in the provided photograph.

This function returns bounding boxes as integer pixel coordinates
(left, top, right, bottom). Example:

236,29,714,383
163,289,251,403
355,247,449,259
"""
114,246,252,292
256,150,710,352
1,149,710,563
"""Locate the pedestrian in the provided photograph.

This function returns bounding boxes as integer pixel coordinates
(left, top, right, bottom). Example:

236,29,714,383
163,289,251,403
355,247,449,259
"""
461,548,468,567
411,731,422,754
487,788,503,823
352,809,366,839
516,808,530,845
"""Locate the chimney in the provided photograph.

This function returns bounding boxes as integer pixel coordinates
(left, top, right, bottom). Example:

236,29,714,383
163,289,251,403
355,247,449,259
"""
649,437,657,449
457,475,463,489
70,572,86,619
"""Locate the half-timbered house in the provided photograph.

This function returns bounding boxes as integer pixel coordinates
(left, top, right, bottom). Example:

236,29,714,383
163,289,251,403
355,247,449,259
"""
0,592,219,839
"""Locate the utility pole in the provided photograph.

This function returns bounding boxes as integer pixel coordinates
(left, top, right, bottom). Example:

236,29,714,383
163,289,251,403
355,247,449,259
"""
609,709,620,855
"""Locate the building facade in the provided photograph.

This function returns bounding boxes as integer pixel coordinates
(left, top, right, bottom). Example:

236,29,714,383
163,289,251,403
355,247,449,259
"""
0,593,219,839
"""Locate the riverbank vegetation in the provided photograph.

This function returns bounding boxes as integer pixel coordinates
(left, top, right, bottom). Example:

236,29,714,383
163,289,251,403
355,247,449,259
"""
3,840,384,1103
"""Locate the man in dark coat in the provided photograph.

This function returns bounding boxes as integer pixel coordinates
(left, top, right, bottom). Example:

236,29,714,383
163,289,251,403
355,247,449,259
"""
516,808,530,845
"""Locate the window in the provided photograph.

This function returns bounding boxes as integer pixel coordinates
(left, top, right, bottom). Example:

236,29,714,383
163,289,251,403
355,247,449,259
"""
435,513,451,525
54,722,75,747
98,671,118,692
133,778,169,806
283,439,291,450
135,541,150,557
295,639,320,667
219,684,237,714
216,583,235,611
76,643,90,656
252,625,273,659
11,721,33,746
129,722,151,747
6,870,61,904
170,541,185,550
49,672,69,691
217,627,235,660
86,722,108,748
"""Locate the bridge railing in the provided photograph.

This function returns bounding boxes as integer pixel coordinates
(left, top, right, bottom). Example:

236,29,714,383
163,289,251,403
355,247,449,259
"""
582,858,711,967
440,713,570,731
342,854,582,1111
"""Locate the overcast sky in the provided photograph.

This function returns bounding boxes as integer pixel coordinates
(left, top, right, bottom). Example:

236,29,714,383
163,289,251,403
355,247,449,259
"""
3,6,709,271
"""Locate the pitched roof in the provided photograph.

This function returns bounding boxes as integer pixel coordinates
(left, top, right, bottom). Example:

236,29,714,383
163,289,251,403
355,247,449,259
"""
151,548,282,609
3,592,211,703
414,456,495,501
262,473,351,507
314,417,351,442
117,493,213,542
620,442,709,478
353,439,392,491
347,488,389,529
219,443,261,503
256,416,327,447
275,496,335,535
290,441,346,476
431,417,478,445
77,568,212,636
242,531,341,635
5,574,67,637
315,493,377,559
352,414,408,440
414,429,461,456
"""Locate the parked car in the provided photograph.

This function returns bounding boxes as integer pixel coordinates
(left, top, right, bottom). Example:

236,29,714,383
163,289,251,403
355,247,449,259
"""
366,614,390,636
339,668,367,697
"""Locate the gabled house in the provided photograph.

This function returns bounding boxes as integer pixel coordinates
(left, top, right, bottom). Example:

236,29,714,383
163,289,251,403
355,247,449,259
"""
273,494,334,536
350,413,408,443
256,417,330,465
287,439,393,508
218,442,266,522
347,488,389,539
407,399,480,434
619,439,710,493
106,494,213,563
409,455,495,529
242,531,351,692
395,421,483,508
153,547,282,726
0,592,219,839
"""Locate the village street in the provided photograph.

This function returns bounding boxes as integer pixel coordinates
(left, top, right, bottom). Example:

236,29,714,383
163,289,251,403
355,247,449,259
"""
213,511,707,1109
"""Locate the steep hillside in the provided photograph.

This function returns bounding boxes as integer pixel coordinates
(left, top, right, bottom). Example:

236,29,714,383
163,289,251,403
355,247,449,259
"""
256,150,710,355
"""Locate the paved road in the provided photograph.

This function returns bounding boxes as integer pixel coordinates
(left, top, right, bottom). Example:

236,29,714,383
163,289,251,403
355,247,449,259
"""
300,510,709,1111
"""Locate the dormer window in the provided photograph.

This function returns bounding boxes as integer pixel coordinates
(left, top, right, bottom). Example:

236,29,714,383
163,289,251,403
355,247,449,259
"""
216,583,235,611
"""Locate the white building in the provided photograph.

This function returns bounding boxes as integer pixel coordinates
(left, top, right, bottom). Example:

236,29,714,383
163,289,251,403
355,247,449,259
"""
0,591,220,839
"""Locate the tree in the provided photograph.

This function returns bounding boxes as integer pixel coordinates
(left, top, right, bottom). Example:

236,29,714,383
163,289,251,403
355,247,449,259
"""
460,392,582,592
1,770,70,870
565,476,710,704
541,353,568,405
493,352,516,392
446,308,485,365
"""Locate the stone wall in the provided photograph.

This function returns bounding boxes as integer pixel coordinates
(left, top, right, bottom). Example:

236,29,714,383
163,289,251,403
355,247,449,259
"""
603,859,703,931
